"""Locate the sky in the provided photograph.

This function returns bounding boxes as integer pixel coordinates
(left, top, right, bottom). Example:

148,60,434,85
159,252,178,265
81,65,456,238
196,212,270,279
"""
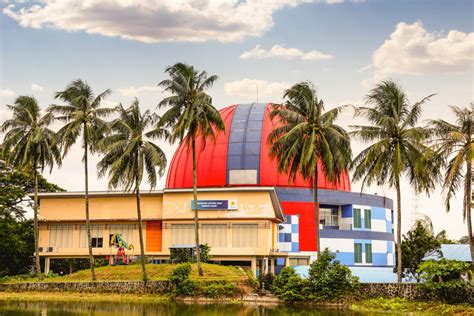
0,0,473,239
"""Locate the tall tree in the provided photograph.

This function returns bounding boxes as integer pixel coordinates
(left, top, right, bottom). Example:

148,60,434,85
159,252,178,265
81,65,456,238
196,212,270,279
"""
158,63,224,276
428,105,473,269
268,82,352,253
351,80,439,282
48,80,113,281
1,96,62,277
97,100,167,282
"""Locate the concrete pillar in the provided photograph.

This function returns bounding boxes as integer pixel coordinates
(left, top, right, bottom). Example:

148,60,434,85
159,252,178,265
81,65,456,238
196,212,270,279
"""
44,257,51,275
251,257,257,276
270,258,275,274
284,256,290,267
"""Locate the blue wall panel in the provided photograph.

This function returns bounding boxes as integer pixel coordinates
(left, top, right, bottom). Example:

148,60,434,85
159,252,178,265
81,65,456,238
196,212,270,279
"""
370,207,387,220
341,205,352,218
335,252,354,266
372,253,388,266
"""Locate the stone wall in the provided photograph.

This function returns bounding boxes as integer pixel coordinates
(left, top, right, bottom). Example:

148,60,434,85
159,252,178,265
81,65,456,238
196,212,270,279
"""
360,283,474,304
0,280,171,294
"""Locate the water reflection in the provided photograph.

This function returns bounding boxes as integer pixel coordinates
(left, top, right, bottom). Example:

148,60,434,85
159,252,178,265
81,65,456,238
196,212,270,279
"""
0,301,367,316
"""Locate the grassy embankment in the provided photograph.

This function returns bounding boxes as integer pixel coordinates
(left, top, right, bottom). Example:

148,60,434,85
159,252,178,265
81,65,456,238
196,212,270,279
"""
1,263,246,283
353,297,474,314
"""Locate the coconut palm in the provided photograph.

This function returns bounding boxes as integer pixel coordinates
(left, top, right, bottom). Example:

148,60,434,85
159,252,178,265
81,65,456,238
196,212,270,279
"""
157,63,224,276
48,79,113,281
351,80,439,282
269,81,352,253
1,96,62,278
97,100,167,281
428,105,473,269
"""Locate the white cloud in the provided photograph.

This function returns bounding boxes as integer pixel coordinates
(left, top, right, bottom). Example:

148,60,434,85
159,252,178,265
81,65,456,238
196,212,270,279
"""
0,88,15,97
240,44,333,61
31,83,43,92
224,78,289,102
370,21,474,79
2,0,334,43
118,85,163,97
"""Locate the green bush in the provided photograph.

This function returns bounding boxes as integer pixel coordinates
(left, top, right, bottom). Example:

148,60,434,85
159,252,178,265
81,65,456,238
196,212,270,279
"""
200,244,211,263
307,248,359,301
202,281,237,297
170,244,211,263
271,249,359,302
245,270,259,290
417,259,472,303
271,267,308,303
168,263,196,296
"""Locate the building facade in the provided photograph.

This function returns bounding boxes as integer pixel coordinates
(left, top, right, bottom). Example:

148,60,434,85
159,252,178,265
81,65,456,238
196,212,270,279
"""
37,103,395,280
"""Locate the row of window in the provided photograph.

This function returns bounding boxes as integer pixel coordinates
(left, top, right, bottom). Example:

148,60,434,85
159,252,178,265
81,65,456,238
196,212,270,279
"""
48,223,260,249
48,224,134,249
353,208,371,229
171,224,259,248
354,242,372,264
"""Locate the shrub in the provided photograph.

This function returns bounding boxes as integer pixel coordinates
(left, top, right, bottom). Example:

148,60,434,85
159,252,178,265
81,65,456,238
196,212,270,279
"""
200,244,211,263
307,248,359,301
202,281,237,297
170,244,211,263
168,263,195,296
245,270,259,290
271,249,359,302
272,267,308,303
417,259,472,303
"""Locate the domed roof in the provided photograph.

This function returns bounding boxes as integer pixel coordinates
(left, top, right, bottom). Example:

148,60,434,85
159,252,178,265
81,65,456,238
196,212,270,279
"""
166,103,351,191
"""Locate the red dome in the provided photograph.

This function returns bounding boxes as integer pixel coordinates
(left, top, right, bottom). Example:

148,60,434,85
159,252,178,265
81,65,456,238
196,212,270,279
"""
166,103,351,191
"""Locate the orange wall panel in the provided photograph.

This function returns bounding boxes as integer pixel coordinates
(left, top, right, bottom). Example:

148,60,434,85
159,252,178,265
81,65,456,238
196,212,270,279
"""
146,221,162,252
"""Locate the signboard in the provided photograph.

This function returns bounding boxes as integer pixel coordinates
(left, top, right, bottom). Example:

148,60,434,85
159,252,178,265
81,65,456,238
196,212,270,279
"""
191,200,238,210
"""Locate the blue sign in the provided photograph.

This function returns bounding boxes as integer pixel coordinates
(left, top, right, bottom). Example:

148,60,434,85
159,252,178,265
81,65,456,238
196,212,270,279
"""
191,200,238,210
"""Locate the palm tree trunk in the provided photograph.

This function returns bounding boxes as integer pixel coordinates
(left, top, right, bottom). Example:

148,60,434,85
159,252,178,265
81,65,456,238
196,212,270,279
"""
84,132,96,281
135,179,148,282
313,172,321,254
33,166,42,280
396,180,402,282
465,160,473,271
192,135,203,276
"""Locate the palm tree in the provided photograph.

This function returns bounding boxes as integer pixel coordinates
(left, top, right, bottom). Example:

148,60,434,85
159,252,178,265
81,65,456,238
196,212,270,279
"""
97,100,167,281
158,63,224,276
48,79,113,281
1,96,62,278
268,81,352,253
428,105,473,269
351,80,439,282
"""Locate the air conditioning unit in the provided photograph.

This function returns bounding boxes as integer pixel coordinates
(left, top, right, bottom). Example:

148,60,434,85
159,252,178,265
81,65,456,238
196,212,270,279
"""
38,247,44,253
47,247,58,253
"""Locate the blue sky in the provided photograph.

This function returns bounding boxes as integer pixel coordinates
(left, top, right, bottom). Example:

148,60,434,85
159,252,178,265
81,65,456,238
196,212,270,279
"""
0,0,473,238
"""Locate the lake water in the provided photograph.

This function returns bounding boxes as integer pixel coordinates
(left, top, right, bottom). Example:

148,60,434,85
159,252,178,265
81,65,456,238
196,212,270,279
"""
0,301,376,315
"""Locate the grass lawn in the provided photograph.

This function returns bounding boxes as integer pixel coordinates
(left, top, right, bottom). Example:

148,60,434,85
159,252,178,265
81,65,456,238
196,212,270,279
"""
352,297,474,314
2,263,247,283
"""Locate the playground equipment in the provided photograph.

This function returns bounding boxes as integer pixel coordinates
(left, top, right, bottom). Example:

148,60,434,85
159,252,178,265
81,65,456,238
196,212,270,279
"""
109,234,134,265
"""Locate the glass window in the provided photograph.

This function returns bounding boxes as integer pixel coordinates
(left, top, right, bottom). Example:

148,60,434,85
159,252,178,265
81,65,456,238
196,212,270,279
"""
320,207,338,226
79,225,104,248
233,224,258,248
354,243,362,263
171,224,194,246
109,224,134,246
364,209,372,229
365,244,373,264
49,224,73,248
202,224,227,248
353,209,362,228
289,258,309,266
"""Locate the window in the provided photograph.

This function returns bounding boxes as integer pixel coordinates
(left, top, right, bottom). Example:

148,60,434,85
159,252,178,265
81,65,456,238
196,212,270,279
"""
233,224,258,248
109,224,134,246
289,258,309,266
79,225,104,248
365,243,373,264
364,209,372,229
49,224,73,248
354,243,362,263
320,207,338,226
353,209,362,228
171,224,194,246
202,224,227,248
